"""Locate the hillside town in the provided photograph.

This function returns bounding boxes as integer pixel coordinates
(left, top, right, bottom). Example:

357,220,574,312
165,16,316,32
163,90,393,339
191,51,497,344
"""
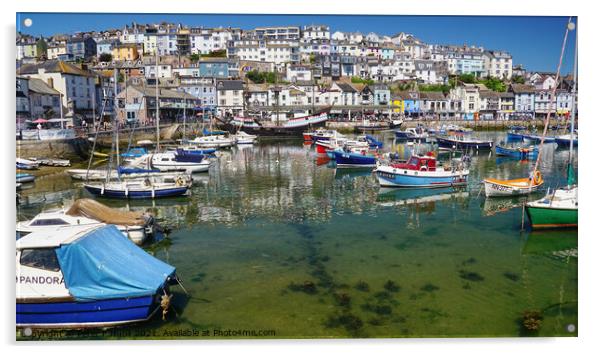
16,22,577,131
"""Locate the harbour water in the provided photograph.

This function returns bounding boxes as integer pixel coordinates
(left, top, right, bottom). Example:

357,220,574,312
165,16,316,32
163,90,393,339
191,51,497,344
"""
16,131,577,338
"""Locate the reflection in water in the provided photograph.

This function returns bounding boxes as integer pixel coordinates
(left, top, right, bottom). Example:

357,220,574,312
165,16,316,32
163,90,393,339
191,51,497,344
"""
16,131,577,338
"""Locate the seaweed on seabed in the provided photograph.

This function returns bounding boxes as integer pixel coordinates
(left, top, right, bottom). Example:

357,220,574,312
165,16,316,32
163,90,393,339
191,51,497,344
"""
333,292,351,307
503,271,520,282
361,302,393,316
384,280,400,292
354,280,370,292
325,312,364,333
459,270,484,282
288,281,318,294
521,310,543,332
420,283,440,293
461,257,477,266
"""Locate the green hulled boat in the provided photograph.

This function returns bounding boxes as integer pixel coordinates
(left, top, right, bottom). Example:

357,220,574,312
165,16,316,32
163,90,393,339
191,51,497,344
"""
526,165,578,229
526,188,578,228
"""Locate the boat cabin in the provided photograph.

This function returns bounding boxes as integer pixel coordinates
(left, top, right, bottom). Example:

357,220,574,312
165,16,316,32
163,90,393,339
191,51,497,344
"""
392,155,437,171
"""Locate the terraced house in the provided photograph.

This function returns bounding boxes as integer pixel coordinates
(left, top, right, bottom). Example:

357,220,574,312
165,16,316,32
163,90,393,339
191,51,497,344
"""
17,60,96,119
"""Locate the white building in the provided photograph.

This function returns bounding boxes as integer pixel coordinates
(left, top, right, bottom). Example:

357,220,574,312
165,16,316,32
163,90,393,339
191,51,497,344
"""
331,31,363,44
190,27,235,55
302,25,330,40
17,60,96,117
229,39,300,65
450,83,480,114
484,51,513,79
286,65,313,82
216,80,244,116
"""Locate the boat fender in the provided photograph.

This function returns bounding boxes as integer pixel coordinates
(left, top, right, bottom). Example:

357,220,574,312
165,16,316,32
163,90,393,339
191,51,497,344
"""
125,187,128,197
100,184,105,196
151,187,155,199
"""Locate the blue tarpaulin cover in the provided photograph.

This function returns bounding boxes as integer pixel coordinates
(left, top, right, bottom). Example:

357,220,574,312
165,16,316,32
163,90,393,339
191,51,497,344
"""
55,225,175,301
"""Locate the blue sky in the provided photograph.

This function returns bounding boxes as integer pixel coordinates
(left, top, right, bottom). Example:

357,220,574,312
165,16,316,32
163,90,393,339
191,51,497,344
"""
16,13,577,73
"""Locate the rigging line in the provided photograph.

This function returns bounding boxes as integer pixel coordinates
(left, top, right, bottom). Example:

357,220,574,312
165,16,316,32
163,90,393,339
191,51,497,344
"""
530,16,573,187
85,84,108,182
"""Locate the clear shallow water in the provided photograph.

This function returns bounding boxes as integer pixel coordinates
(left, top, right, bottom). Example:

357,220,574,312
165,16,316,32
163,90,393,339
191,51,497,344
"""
17,131,577,338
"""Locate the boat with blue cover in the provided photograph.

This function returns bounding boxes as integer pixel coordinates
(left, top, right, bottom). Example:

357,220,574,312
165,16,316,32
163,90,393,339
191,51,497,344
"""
363,135,383,148
495,145,539,159
120,147,149,160
333,149,377,168
150,151,212,173
16,224,178,328
376,154,469,188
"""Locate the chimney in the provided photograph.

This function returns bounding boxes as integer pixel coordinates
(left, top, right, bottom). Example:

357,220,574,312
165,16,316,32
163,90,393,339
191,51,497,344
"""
47,77,54,88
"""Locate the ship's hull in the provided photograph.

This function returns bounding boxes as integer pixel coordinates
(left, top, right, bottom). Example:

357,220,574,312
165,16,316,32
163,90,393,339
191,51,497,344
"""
436,137,493,150
526,205,578,229
376,168,469,188
17,295,160,329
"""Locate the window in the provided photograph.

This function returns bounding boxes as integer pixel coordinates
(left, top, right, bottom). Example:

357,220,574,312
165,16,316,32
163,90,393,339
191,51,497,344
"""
20,248,60,272
30,218,69,226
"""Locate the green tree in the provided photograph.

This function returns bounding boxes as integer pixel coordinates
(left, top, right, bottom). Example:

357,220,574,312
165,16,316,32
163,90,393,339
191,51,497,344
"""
419,84,453,94
36,38,48,60
512,75,525,84
458,73,477,84
246,70,278,84
99,53,112,62
351,76,374,85
481,77,507,92
190,53,200,62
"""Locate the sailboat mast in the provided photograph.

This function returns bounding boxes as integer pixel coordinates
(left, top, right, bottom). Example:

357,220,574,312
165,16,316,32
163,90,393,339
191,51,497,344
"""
114,68,120,167
155,50,160,151
568,23,577,164
530,17,572,185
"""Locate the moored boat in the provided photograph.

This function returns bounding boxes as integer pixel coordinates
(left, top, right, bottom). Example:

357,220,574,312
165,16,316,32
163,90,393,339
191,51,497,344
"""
150,151,212,173
436,136,493,150
376,154,469,188
332,149,377,168
233,131,258,144
16,158,39,170
84,176,191,199
495,145,539,159
522,134,556,144
354,119,402,133
16,199,154,245
526,186,578,229
16,173,36,183
224,110,330,137
555,133,578,148
16,224,177,328
189,134,235,148
483,171,544,197
395,127,429,141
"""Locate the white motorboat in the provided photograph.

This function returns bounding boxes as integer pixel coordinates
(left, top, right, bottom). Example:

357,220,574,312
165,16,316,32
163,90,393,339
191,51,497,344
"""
150,151,212,173
233,131,257,144
189,135,235,148
16,199,155,245
16,224,176,328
